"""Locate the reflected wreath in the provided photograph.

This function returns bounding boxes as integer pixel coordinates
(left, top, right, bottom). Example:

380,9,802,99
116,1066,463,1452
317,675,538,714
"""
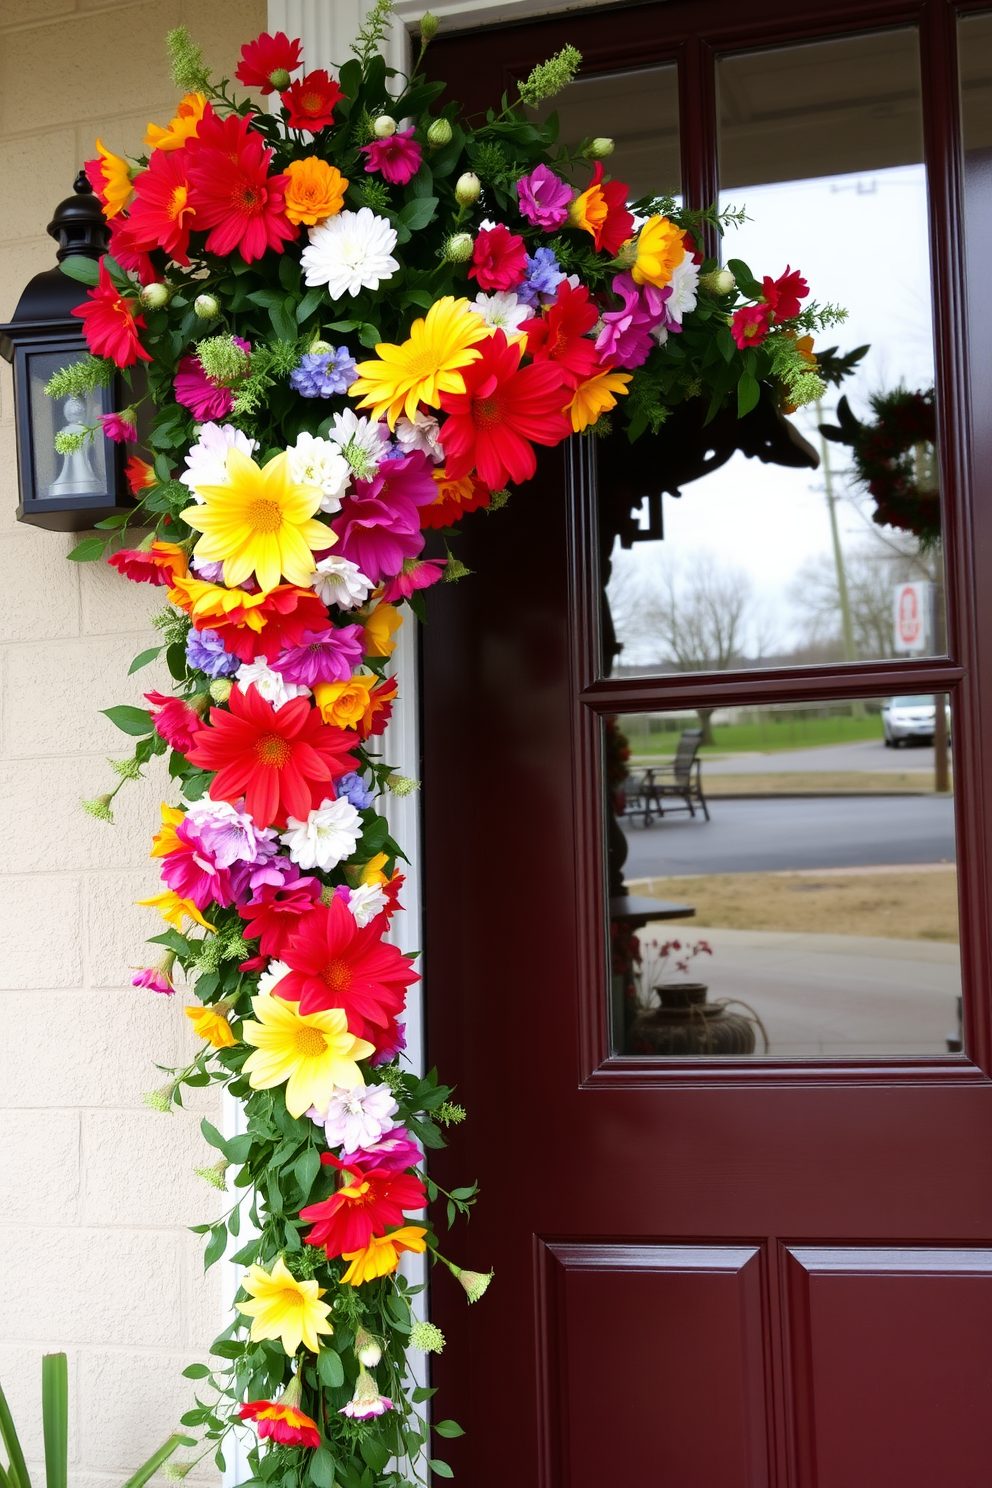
52,5,842,1480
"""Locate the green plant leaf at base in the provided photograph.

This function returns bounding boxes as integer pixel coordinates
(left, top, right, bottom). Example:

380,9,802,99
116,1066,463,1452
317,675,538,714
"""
41,1353,68,1488
0,1370,30,1488
119,1434,191,1488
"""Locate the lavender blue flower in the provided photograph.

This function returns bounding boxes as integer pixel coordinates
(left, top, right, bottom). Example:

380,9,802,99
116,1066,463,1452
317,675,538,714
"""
290,347,359,399
517,246,565,308
185,627,239,678
336,771,376,810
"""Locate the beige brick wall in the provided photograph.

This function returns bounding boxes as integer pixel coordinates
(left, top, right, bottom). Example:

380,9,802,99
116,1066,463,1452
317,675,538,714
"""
0,0,264,1480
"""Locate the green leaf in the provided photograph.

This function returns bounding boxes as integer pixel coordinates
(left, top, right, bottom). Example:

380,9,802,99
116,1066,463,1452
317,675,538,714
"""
309,1448,337,1488
428,1461,454,1478
119,1434,191,1488
41,1353,68,1488
295,1146,321,1201
726,257,762,299
225,1133,252,1165
434,1420,465,1438
67,537,108,563
203,1223,227,1271
411,1386,437,1403
93,510,130,530
0,1373,30,1488
359,322,381,349
398,196,438,231
737,370,761,418
181,1364,211,1379
200,1118,227,1154
146,929,190,955
128,646,162,675
359,1438,390,1473
59,255,100,286
317,1348,344,1389
296,287,326,324
101,705,153,736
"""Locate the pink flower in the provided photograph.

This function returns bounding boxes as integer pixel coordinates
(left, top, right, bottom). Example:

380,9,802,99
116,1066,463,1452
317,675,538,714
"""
174,338,251,421
516,163,572,229
131,966,174,995
145,691,204,752
159,820,233,910
342,1124,421,1173
359,127,422,185
380,557,446,602
596,272,673,370
468,223,528,292
273,625,365,686
100,411,137,442
731,303,773,350
331,451,436,584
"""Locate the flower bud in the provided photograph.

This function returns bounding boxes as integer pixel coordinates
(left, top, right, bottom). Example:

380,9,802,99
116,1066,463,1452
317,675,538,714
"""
444,232,474,263
374,114,397,138
309,339,333,355
445,1262,493,1304
140,281,172,310
455,171,481,205
354,1327,382,1367
194,293,221,320
420,11,439,43
584,136,615,158
410,1320,445,1353
268,67,291,91
700,268,736,296
427,116,453,149
208,678,233,703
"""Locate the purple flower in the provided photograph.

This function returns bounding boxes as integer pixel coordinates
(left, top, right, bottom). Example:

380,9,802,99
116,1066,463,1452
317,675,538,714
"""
191,553,226,582
290,347,358,399
185,799,278,870
359,127,421,185
516,163,573,229
596,272,674,370
517,246,566,309
336,771,376,810
273,625,365,686
186,627,240,678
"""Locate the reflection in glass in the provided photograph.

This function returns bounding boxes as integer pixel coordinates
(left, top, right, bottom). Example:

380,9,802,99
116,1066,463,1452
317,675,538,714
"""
602,28,946,679
606,697,960,1058
28,349,110,501
535,63,680,200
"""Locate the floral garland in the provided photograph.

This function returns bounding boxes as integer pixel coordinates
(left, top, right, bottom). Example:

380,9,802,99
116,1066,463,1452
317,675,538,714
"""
50,6,839,1480
820,388,939,543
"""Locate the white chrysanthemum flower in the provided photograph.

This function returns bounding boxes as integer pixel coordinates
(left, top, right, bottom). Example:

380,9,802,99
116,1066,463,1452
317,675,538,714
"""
346,881,389,928
308,554,373,611
309,1082,398,1149
666,256,700,325
472,290,531,337
394,410,445,465
301,208,400,299
180,423,258,500
287,432,351,513
331,408,390,483
236,658,311,711
280,796,362,872
257,959,290,996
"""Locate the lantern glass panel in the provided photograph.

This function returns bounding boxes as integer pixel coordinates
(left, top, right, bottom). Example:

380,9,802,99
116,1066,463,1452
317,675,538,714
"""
27,348,111,502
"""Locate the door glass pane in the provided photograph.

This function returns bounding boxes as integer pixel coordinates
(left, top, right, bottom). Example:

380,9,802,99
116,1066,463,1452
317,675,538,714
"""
601,29,947,679
535,63,680,199
605,695,961,1058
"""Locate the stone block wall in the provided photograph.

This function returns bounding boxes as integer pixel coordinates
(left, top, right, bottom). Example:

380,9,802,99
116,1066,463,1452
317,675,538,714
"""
0,0,264,1480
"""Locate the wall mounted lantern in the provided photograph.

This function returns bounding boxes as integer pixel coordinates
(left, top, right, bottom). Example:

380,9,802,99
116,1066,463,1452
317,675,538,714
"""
0,172,134,532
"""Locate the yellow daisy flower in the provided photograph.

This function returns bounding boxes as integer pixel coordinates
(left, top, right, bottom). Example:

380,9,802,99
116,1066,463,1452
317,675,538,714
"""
185,1004,237,1049
136,889,216,934
91,139,133,218
144,93,209,153
567,366,632,433
241,994,374,1119
237,1256,334,1354
630,214,686,290
340,1227,428,1287
150,801,185,859
350,295,488,428
361,601,402,657
181,448,330,593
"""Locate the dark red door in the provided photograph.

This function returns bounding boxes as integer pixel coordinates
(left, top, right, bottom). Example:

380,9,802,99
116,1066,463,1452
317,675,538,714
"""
421,3,992,1483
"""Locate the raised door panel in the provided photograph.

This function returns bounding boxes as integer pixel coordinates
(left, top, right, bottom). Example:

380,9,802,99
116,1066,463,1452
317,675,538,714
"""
537,1242,768,1487
785,1247,992,1488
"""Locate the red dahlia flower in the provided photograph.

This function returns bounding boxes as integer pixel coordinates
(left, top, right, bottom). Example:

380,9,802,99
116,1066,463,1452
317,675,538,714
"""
278,895,419,1040
106,215,160,287
236,31,303,93
170,578,330,665
239,875,321,957
239,1389,320,1448
438,328,572,489
145,690,206,752
468,222,528,292
301,1157,427,1258
761,265,809,321
731,303,773,350
186,111,295,263
420,469,491,531
571,161,635,256
186,685,358,829
120,151,196,266
523,281,601,387
281,70,343,131
72,262,151,367
125,456,155,495
109,541,187,587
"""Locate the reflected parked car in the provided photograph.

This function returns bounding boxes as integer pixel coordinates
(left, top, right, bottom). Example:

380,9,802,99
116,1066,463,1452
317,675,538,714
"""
882,695,950,746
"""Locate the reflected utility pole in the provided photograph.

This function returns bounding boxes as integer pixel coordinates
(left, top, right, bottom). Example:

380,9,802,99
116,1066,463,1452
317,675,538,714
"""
816,399,856,663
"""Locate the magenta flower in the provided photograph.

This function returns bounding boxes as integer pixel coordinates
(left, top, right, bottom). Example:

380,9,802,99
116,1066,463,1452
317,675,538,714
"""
380,557,447,602
131,966,174,995
273,625,365,686
331,450,436,584
100,411,137,442
174,337,251,421
359,126,422,185
159,820,234,911
595,272,673,369
342,1124,421,1173
516,163,573,230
